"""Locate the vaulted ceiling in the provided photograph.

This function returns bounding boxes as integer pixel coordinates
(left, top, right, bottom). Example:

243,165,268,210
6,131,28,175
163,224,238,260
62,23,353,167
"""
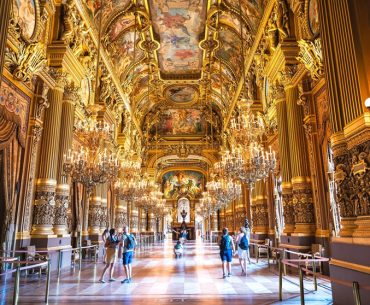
84,0,267,174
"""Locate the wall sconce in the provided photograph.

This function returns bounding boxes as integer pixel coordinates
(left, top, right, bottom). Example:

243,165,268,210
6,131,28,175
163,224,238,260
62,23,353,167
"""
365,97,370,110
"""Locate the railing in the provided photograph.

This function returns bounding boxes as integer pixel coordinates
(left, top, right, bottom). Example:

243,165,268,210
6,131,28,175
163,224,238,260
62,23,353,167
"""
278,257,370,305
137,235,155,249
0,259,50,305
0,244,99,280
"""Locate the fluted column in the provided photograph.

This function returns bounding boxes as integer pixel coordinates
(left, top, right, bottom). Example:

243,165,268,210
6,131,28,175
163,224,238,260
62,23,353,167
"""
275,87,294,234
31,70,66,236
0,0,11,86
54,84,78,236
286,85,315,235
318,0,370,238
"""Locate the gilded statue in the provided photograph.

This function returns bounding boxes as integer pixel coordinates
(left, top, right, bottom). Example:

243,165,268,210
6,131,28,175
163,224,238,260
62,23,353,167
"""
276,0,290,40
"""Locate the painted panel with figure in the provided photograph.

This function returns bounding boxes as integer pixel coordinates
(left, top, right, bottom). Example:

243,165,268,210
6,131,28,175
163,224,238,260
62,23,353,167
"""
149,0,206,75
216,29,242,78
227,0,267,30
165,85,198,103
107,31,144,81
162,171,204,199
151,109,205,135
13,0,36,40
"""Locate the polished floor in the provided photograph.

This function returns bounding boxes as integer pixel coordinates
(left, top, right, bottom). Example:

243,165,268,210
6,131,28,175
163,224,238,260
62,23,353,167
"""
0,238,333,304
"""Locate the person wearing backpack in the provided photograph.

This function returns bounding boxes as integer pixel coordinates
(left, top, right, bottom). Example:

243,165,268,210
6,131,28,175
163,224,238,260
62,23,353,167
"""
219,227,235,278
99,228,119,283
236,227,249,276
120,226,137,284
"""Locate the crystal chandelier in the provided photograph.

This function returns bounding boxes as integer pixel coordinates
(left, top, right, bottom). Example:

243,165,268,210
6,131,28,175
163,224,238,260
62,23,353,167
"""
74,116,114,149
223,142,276,187
63,146,120,193
230,98,265,144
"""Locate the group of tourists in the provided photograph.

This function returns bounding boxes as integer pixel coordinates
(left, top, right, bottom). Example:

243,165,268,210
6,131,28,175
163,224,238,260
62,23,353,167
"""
97,221,250,283
99,225,136,284
219,223,251,278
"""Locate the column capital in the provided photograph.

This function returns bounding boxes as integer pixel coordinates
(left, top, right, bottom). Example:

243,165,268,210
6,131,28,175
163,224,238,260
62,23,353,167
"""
49,67,68,90
278,64,298,89
63,83,80,103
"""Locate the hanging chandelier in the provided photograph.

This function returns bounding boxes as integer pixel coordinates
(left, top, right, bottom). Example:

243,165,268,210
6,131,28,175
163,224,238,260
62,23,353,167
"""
230,98,265,145
63,146,120,193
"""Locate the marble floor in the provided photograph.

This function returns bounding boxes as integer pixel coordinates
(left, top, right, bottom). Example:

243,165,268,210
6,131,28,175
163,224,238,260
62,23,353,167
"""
0,238,333,304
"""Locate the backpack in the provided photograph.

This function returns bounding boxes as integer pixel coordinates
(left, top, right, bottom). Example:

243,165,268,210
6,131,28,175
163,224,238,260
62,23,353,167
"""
220,235,232,251
124,234,135,250
239,234,249,250
175,243,181,250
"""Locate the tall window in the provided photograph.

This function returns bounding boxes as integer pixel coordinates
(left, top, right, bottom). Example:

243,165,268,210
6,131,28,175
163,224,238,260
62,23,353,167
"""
327,145,341,236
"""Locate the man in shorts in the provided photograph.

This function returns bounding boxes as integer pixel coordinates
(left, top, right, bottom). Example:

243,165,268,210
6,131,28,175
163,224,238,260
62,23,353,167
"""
120,226,136,283
219,227,235,278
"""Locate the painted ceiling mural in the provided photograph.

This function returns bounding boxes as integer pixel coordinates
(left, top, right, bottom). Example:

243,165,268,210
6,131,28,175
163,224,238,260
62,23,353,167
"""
216,28,243,80
85,0,131,22
150,109,205,136
162,170,204,199
149,0,207,76
105,31,145,84
226,0,267,31
165,85,198,104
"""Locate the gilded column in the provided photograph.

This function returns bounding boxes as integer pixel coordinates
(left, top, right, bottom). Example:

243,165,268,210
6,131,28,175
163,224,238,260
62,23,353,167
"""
139,209,147,232
54,84,78,236
285,85,315,236
254,180,269,239
130,203,139,233
211,214,218,232
0,0,11,85
100,183,108,231
148,212,155,232
298,79,330,239
318,0,369,238
275,85,294,234
31,70,66,237
18,79,49,244
88,185,101,235
114,198,127,232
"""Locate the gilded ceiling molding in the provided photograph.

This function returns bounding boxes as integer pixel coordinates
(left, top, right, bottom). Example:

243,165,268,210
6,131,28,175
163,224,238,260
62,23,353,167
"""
74,0,143,136
224,0,276,129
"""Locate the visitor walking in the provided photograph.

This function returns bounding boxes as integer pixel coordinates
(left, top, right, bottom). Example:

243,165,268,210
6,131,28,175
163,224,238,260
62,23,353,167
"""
99,228,119,283
219,227,235,278
120,226,137,284
235,227,249,275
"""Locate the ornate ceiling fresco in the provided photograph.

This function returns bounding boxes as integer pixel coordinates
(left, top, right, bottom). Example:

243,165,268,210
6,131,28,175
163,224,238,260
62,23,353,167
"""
149,0,207,77
80,0,267,175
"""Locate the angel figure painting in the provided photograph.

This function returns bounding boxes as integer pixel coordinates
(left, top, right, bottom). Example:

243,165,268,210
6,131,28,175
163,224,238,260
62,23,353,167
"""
162,171,204,199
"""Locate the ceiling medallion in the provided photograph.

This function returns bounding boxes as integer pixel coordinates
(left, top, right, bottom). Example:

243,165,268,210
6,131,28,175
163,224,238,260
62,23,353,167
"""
199,38,219,51
138,40,160,52
164,85,199,105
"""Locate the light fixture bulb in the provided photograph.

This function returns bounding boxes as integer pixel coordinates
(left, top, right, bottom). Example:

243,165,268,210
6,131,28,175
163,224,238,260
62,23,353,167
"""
365,97,370,109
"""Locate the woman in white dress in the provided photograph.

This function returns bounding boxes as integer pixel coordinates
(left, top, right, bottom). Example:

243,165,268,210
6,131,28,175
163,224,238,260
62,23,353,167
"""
235,227,249,276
